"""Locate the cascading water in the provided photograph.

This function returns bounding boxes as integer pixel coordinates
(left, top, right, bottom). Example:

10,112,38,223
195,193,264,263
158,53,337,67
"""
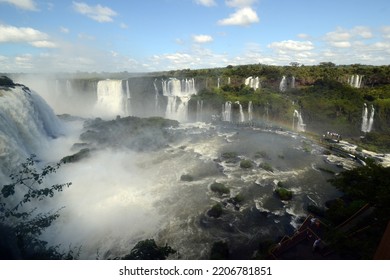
368,105,375,132
279,76,287,92
196,100,204,122
245,76,260,90
349,75,363,88
248,101,253,122
125,80,131,116
291,76,296,89
95,80,130,118
362,103,374,133
222,101,232,122
293,110,306,132
162,78,196,122
235,101,245,122
0,84,63,178
153,79,160,113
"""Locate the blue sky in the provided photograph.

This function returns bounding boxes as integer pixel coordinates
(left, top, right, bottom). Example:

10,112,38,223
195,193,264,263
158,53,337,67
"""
0,0,390,72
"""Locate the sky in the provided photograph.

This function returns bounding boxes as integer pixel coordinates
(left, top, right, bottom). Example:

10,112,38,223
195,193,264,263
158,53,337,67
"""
0,0,390,73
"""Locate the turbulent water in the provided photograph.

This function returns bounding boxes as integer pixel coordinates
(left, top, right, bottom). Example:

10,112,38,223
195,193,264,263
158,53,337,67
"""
1,80,349,260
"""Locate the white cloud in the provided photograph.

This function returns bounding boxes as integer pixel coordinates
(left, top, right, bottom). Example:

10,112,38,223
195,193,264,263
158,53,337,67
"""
29,40,57,48
60,26,70,34
268,40,314,51
381,26,390,39
73,1,117,23
225,0,257,8
325,29,352,41
192,34,213,43
352,26,373,39
329,41,351,48
0,0,37,10
0,24,58,47
218,7,259,26
194,0,216,7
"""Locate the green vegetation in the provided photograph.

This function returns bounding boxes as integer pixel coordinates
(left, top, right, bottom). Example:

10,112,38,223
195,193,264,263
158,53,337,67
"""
274,188,293,201
0,155,74,259
259,162,273,172
240,159,253,169
207,203,223,218
209,182,230,195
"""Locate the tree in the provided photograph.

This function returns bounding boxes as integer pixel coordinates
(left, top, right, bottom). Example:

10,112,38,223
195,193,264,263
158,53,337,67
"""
0,155,73,259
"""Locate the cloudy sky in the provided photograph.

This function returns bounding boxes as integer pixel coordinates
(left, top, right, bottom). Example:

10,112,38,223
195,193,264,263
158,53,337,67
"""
0,0,390,72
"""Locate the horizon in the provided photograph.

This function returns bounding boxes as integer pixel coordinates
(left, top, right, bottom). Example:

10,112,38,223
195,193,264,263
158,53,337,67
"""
1,0,390,73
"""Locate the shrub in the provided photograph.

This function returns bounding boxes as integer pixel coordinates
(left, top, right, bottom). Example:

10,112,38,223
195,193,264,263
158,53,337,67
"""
259,162,273,172
207,203,223,218
210,182,230,195
275,188,293,200
240,160,253,169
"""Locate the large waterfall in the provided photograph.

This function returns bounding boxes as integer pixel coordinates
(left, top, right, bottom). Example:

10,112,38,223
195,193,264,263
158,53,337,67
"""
248,101,253,122
361,103,375,133
162,78,196,122
235,101,245,122
0,84,63,177
95,80,130,117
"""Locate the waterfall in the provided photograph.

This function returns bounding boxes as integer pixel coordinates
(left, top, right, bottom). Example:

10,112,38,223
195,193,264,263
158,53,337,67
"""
162,78,196,122
228,77,231,85
66,80,72,97
222,101,232,122
349,75,363,88
125,80,131,116
96,80,127,117
279,76,287,92
368,105,375,132
362,103,374,133
293,110,306,132
291,76,296,89
196,100,204,122
235,101,245,122
245,76,260,90
0,84,63,176
217,77,220,89
248,101,253,122
153,79,160,113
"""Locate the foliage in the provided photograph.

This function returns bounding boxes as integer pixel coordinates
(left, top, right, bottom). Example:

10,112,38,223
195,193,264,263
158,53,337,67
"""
209,182,230,195
0,155,72,259
207,203,223,218
259,162,273,172
274,188,293,201
121,239,176,260
240,160,253,169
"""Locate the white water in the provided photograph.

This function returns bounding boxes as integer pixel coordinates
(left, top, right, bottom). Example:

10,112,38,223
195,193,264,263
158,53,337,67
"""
222,101,232,122
0,85,63,179
349,75,363,88
162,78,196,122
248,101,253,122
245,76,260,90
293,110,306,132
279,76,287,92
196,100,204,122
125,80,132,116
235,101,245,122
95,80,127,118
362,103,375,133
